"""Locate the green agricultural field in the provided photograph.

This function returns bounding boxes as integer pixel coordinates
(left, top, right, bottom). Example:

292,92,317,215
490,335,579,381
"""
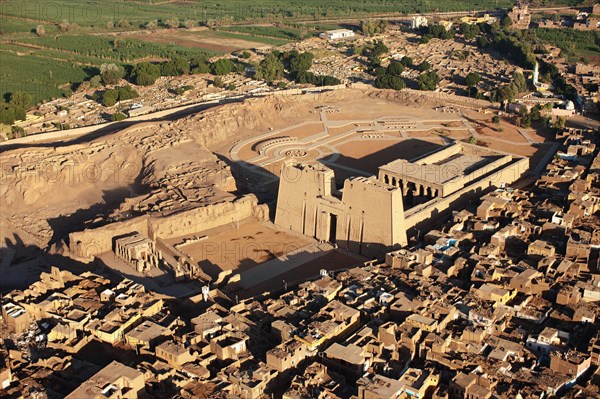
534,28,600,61
218,25,303,41
0,33,216,104
290,23,349,32
0,0,589,107
0,42,129,67
213,30,291,46
0,0,520,29
0,17,57,34
18,34,214,62
0,49,93,103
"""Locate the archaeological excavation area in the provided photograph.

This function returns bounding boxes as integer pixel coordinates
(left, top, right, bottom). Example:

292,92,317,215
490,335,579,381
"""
0,87,546,297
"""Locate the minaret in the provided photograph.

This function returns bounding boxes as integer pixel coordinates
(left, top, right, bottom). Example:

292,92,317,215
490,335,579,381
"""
533,62,539,86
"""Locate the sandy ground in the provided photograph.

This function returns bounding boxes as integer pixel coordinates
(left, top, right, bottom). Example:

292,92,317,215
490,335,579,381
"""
166,219,313,276
224,89,546,186
121,29,275,53
331,138,443,175
237,122,326,160
282,122,325,139
335,139,403,159
479,124,529,143
325,99,440,121
238,250,364,298
237,142,259,160
328,125,358,135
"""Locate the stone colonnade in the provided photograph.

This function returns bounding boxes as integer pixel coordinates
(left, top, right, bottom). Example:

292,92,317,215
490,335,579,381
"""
381,173,439,200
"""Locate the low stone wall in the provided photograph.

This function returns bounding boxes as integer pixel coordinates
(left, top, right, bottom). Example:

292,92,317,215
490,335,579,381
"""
255,136,297,155
258,84,346,97
444,155,513,196
414,143,462,164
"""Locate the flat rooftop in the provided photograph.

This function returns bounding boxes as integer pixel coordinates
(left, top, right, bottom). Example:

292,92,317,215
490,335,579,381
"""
380,153,491,185
379,142,521,199
65,360,143,399
125,320,168,343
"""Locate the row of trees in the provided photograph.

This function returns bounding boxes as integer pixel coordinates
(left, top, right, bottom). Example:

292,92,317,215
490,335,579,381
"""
419,24,453,43
479,21,582,102
418,71,441,91
295,71,340,86
52,16,193,33
413,17,580,103
88,48,338,105
92,55,247,91
490,71,528,103
472,19,580,102
515,103,555,128
371,57,440,92
459,23,481,40
256,53,285,82
35,17,199,36
361,37,441,92
374,61,406,90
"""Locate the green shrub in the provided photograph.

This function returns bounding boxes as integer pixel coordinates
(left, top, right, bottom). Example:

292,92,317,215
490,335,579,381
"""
375,74,405,90
418,71,440,91
111,112,127,121
210,59,236,75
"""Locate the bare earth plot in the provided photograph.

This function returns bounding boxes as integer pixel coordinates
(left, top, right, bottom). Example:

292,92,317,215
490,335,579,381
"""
120,28,280,53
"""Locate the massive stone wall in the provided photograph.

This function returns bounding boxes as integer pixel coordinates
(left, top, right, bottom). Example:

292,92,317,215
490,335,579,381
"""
149,195,268,239
275,163,407,258
403,157,530,234
335,177,407,256
275,155,529,258
68,194,268,261
68,216,151,262
414,143,462,164
275,163,336,236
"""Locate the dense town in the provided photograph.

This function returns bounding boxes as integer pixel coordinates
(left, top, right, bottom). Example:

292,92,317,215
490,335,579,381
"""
1,1,600,399
1,123,599,397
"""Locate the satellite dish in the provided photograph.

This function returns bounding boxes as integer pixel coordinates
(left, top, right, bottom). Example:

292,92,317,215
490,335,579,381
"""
320,269,328,277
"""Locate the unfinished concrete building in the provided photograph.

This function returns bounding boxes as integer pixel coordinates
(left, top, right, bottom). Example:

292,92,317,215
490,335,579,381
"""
275,143,528,257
